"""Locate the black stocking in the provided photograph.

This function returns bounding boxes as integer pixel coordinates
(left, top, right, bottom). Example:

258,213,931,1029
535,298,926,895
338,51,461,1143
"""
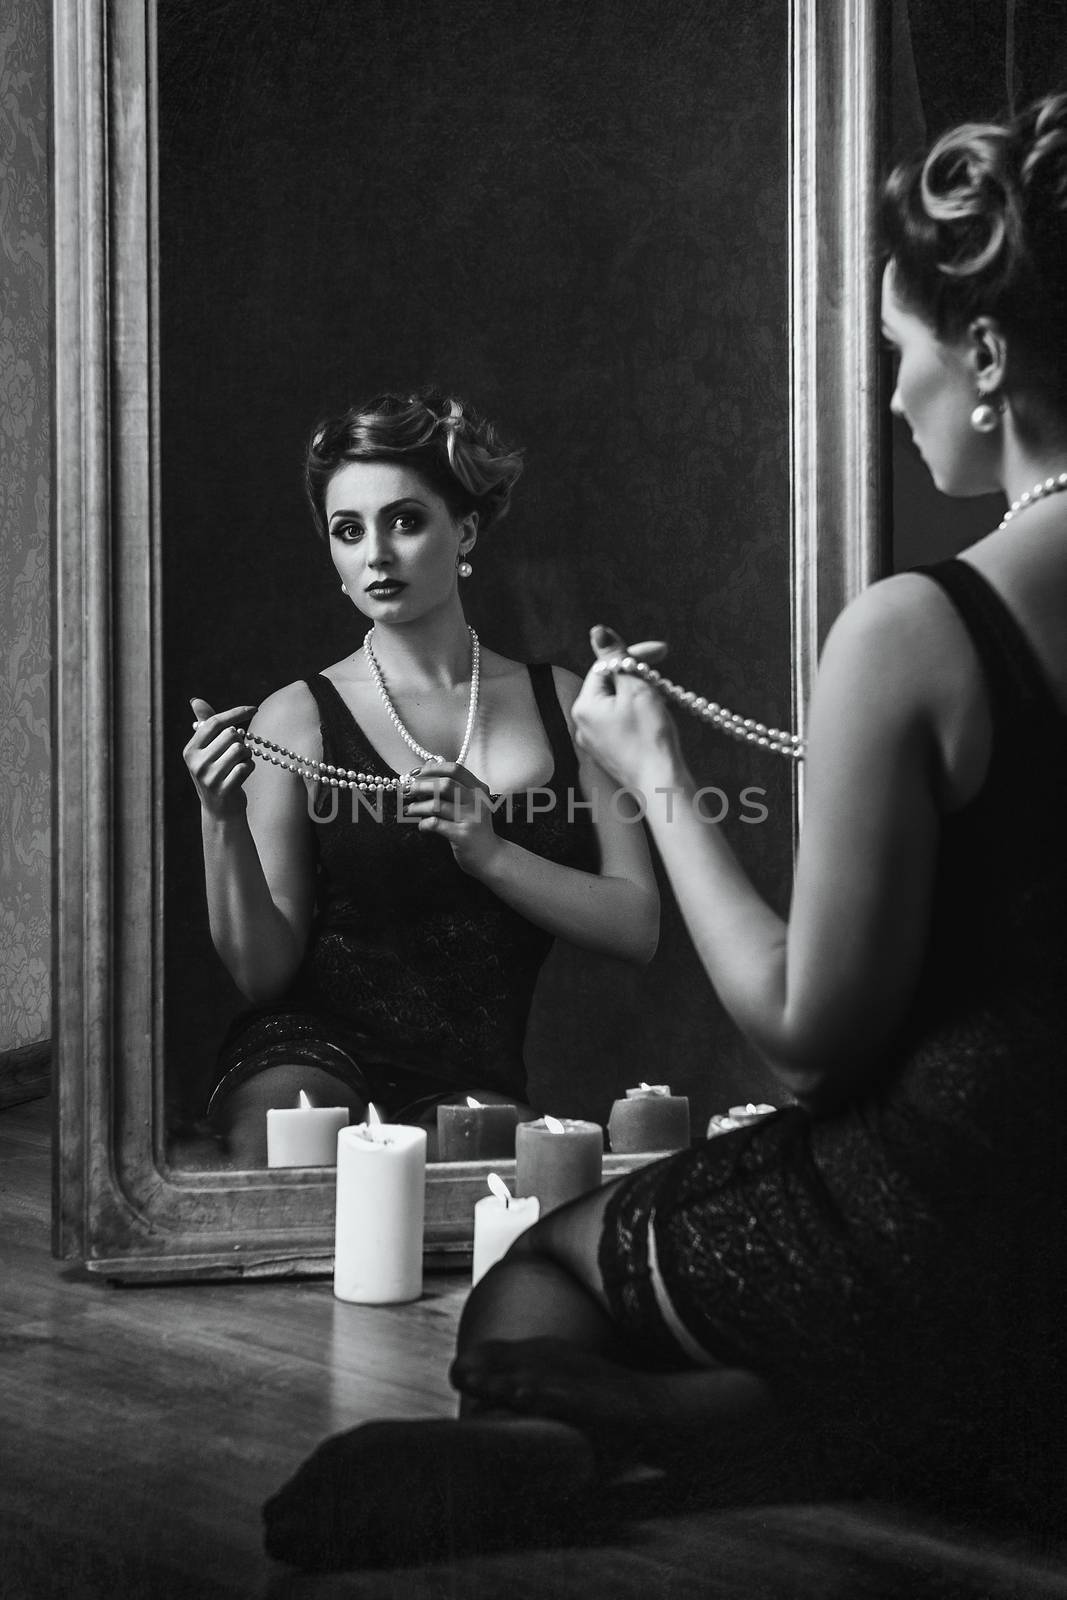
263,1221,618,1572
262,1189,781,1570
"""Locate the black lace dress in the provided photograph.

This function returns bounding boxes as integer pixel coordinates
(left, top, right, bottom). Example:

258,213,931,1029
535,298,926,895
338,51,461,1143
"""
207,664,598,1120
599,559,1067,1512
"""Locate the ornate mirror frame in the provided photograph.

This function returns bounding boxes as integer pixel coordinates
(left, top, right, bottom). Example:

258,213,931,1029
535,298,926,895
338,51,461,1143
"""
52,0,887,1280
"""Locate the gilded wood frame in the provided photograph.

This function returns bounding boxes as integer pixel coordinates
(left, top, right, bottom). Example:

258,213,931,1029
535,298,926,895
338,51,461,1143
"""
52,0,887,1280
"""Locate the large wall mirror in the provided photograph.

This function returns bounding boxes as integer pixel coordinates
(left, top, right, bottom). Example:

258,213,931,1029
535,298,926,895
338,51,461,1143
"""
53,0,883,1279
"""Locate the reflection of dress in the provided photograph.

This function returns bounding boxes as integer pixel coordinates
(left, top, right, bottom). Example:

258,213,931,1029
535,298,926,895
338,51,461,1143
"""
600,560,1067,1512
207,665,598,1119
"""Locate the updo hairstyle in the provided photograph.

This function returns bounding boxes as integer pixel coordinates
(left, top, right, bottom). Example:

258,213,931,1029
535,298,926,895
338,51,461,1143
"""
305,388,525,540
882,92,1067,411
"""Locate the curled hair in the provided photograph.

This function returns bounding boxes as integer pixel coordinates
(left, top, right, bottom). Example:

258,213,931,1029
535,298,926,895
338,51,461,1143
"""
882,92,1067,404
305,388,524,540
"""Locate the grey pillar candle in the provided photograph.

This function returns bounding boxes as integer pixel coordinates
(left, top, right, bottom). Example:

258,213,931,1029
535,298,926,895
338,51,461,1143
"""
515,1117,604,1213
436,1101,519,1162
608,1085,690,1153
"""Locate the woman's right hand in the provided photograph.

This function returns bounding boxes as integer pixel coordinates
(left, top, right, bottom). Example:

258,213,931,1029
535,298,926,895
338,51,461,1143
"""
184,697,259,819
572,627,679,793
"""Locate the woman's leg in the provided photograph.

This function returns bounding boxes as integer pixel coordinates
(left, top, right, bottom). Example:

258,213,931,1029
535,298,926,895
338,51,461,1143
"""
263,1178,780,1571
263,1184,624,1570
451,1181,776,1457
461,1173,620,1341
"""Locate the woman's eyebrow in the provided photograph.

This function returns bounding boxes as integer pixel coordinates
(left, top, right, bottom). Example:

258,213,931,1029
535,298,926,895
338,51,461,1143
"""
380,497,428,513
327,498,428,527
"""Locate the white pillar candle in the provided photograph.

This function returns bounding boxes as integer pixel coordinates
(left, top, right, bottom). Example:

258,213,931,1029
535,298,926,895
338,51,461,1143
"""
472,1173,540,1285
333,1110,427,1305
515,1115,603,1214
266,1090,349,1168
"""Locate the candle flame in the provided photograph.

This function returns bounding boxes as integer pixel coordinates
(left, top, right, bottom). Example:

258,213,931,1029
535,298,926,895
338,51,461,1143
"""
366,1103,382,1129
487,1171,512,1206
727,1102,775,1121
544,1115,566,1135
466,1095,483,1108
298,1089,313,1110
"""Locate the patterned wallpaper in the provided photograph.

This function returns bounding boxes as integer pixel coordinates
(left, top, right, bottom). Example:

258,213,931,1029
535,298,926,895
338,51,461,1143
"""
0,0,50,1053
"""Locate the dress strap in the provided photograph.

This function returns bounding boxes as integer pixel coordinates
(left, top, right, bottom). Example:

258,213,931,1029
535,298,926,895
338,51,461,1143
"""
303,673,394,776
528,663,581,788
911,559,1062,734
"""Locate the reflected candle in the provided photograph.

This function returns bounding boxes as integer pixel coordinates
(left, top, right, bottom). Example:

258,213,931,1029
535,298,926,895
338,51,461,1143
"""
472,1173,540,1285
436,1097,519,1162
266,1090,348,1168
515,1115,603,1214
728,1102,776,1123
333,1105,427,1305
608,1083,690,1154
707,1102,777,1137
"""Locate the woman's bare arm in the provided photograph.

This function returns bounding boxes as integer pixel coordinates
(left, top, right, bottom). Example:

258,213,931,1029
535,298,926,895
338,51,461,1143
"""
574,578,946,1104
191,683,319,1001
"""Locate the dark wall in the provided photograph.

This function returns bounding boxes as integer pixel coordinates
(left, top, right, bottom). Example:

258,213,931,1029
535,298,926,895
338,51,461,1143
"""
159,0,794,1132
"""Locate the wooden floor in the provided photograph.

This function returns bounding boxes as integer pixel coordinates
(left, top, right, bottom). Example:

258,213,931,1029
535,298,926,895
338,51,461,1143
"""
5,1097,1067,1600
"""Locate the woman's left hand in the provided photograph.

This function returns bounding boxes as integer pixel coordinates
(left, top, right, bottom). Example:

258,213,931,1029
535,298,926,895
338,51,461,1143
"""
403,762,502,875
571,625,683,793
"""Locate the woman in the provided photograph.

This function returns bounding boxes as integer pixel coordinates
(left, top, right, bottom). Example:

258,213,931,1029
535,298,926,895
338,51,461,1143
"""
185,390,659,1164
262,93,1067,1569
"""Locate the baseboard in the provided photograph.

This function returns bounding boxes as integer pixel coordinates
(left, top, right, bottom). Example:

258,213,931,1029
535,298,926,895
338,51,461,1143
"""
0,1039,51,1109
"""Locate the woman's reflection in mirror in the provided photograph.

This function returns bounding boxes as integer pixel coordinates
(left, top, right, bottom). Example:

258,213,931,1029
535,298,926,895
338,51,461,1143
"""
183,390,659,1166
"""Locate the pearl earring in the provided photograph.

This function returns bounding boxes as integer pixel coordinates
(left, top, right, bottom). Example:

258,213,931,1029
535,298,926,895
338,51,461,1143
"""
457,559,473,578
970,397,1001,434
340,582,348,594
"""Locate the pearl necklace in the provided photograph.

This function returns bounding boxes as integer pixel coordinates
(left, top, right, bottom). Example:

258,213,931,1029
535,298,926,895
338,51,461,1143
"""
595,655,806,761
234,628,481,793
995,470,1067,531
363,625,480,767
241,732,409,793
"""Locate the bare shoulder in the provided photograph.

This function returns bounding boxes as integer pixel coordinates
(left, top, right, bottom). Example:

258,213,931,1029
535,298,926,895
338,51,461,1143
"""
478,647,580,692
828,569,949,641
474,644,584,714
476,644,527,680
813,572,989,777
821,572,972,691
248,679,322,747
319,648,370,690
